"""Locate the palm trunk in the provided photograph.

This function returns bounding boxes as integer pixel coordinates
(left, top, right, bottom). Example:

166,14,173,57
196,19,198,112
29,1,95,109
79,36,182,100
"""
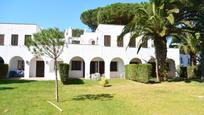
54,58,59,102
189,52,196,66
154,38,167,81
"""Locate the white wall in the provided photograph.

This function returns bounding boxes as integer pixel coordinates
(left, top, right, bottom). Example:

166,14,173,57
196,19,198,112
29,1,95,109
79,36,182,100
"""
0,23,180,80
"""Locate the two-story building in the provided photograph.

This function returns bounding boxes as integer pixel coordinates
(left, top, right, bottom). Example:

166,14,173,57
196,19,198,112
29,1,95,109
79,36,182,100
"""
0,23,179,80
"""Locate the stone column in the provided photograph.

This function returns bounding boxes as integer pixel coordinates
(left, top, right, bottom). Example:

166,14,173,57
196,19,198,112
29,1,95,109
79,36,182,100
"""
24,61,30,79
105,60,110,79
85,60,90,79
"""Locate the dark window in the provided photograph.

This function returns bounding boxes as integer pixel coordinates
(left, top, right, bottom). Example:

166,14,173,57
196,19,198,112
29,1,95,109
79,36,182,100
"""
104,35,111,47
117,36,123,47
130,62,140,64
129,38,136,47
11,34,18,46
0,34,4,46
72,40,80,44
91,41,95,45
110,61,117,71
71,61,81,70
17,60,24,70
24,35,32,46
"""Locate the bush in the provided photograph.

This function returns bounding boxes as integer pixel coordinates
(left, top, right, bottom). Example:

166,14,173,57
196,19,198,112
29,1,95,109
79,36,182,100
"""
135,64,152,83
0,64,8,79
125,64,152,83
59,63,69,84
99,77,109,87
187,65,201,79
125,64,137,80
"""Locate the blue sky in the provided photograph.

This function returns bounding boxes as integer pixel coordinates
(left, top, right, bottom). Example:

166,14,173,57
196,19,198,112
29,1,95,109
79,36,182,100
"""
1,0,147,30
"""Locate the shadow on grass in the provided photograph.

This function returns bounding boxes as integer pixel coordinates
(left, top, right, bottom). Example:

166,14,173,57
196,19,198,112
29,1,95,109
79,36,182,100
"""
72,94,114,101
0,80,36,84
62,78,84,85
0,87,16,90
167,77,204,83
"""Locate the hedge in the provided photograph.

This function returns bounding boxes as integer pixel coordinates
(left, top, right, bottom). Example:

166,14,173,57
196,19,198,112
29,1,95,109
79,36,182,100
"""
187,65,201,79
125,64,137,80
59,63,69,84
125,64,152,83
0,64,8,79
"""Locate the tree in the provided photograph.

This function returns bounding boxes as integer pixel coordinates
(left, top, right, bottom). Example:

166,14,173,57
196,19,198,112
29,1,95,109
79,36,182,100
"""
26,28,64,102
80,3,142,31
170,33,200,65
119,0,192,81
72,29,84,37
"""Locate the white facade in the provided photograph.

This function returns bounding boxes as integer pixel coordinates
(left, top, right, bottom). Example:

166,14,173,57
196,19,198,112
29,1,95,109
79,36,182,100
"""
0,23,180,80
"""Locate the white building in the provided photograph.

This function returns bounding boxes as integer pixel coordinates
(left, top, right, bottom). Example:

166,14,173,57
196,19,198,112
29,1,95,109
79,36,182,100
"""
0,23,179,80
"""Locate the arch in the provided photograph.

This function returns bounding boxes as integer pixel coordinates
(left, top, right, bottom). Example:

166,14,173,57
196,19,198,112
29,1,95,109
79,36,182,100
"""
166,58,176,77
129,58,142,64
148,57,156,78
0,56,4,64
110,57,124,78
29,57,45,77
90,57,105,77
9,56,24,77
49,58,64,72
69,56,85,78
89,39,95,45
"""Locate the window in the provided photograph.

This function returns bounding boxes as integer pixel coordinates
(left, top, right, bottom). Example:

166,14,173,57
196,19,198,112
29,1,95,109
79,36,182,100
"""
104,35,111,47
72,40,80,44
17,60,24,70
0,34,4,46
71,61,81,70
117,36,123,47
110,61,117,71
24,35,32,46
129,38,136,47
11,34,18,46
91,41,95,45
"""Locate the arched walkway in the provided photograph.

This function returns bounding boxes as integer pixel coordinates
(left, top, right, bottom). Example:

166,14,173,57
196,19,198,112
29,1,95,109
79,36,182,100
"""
110,57,124,78
49,58,64,72
0,56,4,64
30,57,45,77
90,57,105,77
167,59,176,77
9,56,24,77
69,56,85,78
148,57,156,78
129,58,142,64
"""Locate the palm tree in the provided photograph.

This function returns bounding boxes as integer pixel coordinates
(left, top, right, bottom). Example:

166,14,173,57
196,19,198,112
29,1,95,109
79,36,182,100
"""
119,0,191,81
171,33,200,65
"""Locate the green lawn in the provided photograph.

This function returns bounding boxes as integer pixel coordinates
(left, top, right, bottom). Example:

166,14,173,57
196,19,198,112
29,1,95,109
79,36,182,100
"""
1,79,204,115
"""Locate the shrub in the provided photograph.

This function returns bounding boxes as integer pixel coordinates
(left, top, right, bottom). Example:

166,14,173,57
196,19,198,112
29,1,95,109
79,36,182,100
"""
125,64,137,80
99,77,109,87
0,64,8,79
59,63,69,84
187,65,201,79
135,64,152,83
125,64,152,83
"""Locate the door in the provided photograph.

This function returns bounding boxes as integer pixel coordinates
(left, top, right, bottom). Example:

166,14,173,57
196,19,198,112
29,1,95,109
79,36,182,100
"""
90,61,96,74
99,61,104,75
36,61,44,77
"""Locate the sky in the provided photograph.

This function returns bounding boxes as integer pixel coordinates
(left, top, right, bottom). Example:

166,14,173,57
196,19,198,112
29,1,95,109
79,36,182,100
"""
1,0,148,31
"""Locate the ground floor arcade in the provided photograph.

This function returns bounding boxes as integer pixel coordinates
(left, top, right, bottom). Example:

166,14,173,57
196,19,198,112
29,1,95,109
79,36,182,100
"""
0,55,177,79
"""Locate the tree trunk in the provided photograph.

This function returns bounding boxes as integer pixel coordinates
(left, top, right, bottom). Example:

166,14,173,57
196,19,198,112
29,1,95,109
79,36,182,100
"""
154,38,167,81
189,52,196,66
54,58,59,102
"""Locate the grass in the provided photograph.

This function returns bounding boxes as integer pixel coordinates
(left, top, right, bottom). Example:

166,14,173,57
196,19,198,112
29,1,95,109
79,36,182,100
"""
1,79,204,115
